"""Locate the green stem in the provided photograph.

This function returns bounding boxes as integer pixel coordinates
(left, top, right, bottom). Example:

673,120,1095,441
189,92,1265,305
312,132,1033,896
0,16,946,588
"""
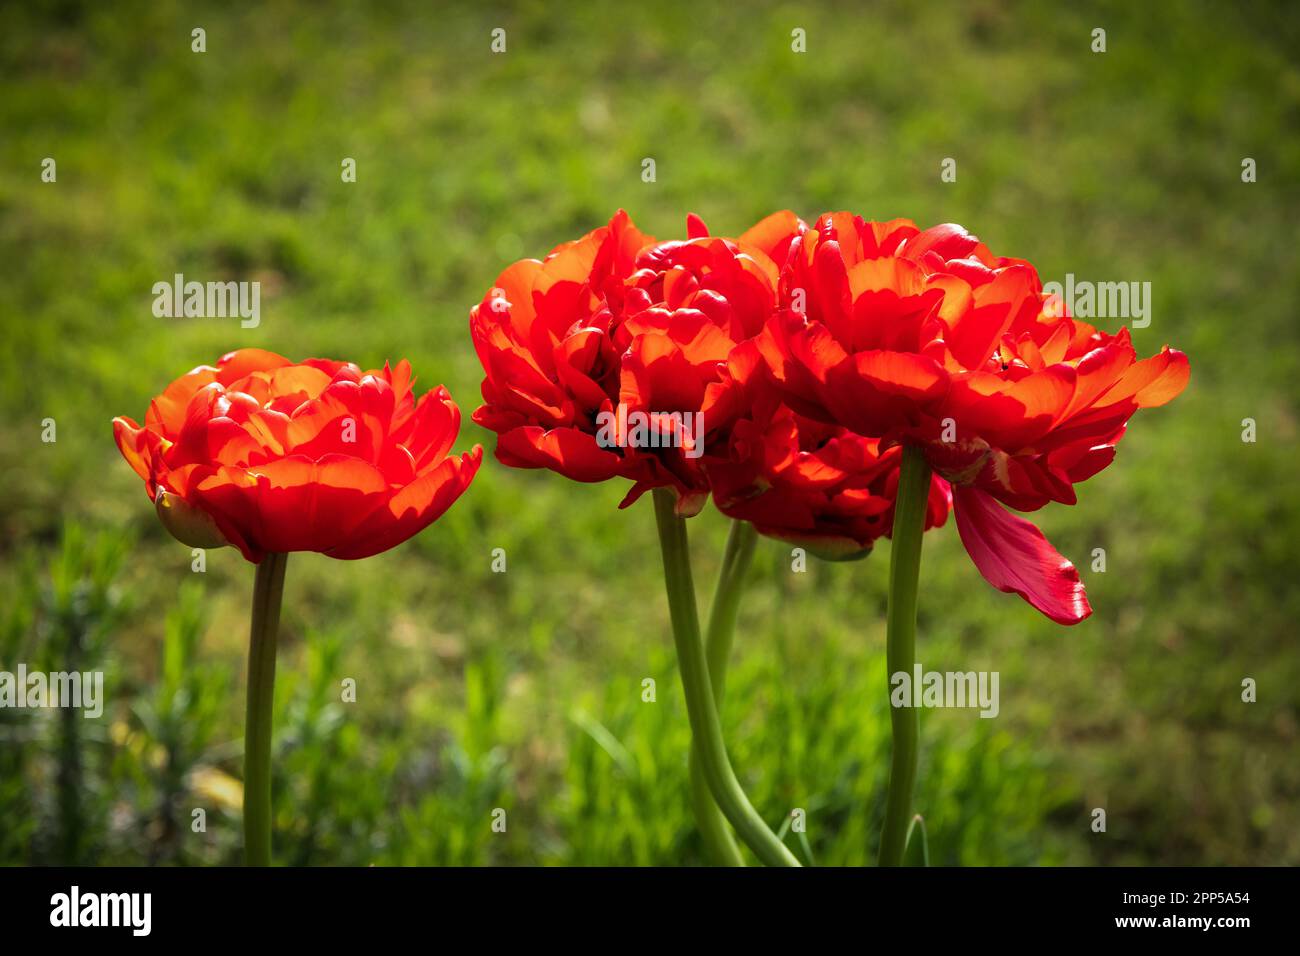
689,519,758,866
877,446,930,867
652,489,799,867
243,551,288,867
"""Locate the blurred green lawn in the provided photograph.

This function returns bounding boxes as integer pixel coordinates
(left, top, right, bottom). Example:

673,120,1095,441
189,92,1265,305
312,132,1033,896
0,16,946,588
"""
1,0,1298,865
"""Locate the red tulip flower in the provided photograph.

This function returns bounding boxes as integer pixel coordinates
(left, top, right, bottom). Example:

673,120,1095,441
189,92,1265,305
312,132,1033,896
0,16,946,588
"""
470,210,789,515
757,213,1189,624
745,211,1189,867
113,348,480,561
113,348,480,865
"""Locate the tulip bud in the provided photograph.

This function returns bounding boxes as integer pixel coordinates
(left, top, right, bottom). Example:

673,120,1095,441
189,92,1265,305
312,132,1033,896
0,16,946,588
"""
154,490,229,549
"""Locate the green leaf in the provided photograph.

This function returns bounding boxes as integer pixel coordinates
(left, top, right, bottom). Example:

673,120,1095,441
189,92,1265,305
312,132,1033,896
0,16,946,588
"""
903,814,930,867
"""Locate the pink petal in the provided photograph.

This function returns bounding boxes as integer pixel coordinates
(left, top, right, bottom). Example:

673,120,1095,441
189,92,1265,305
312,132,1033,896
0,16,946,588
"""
952,485,1091,625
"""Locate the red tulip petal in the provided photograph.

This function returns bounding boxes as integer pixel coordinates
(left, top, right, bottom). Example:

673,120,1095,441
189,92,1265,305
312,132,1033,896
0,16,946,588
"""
851,349,948,399
394,386,461,471
284,392,371,460
953,484,1091,625
818,351,946,436
1095,346,1190,409
328,447,483,560
378,442,418,485
903,223,983,263
380,359,414,410
189,456,384,557
739,210,805,264
1058,338,1135,423
946,265,1039,370
246,455,390,553
188,465,265,562
112,417,155,483
859,218,920,258
620,335,692,412
144,366,220,435
1057,442,1117,485
215,348,293,385
926,474,953,529
759,313,844,391
942,364,1075,450
243,407,291,458
264,364,336,408
495,425,623,482
483,258,543,336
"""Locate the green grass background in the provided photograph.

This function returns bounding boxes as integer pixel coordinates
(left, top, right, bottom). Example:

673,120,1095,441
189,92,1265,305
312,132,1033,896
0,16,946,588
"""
1,0,1297,865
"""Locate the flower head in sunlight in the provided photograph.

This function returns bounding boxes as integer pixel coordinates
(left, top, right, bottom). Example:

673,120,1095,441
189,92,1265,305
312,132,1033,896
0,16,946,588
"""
113,348,480,562
758,213,1189,622
470,210,792,515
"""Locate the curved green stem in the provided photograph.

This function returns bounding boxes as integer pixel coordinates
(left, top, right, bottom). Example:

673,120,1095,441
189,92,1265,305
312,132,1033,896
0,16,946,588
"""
243,551,288,867
877,446,930,867
652,490,799,867
689,519,758,866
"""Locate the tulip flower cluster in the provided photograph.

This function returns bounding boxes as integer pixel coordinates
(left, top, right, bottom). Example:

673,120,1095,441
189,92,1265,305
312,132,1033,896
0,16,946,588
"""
472,210,1187,616
471,209,1188,865
114,209,1187,868
469,212,945,560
